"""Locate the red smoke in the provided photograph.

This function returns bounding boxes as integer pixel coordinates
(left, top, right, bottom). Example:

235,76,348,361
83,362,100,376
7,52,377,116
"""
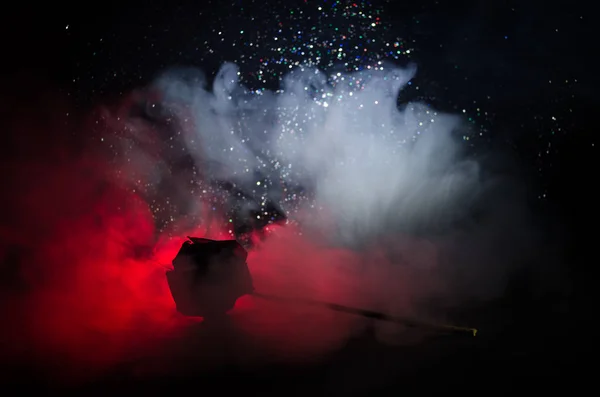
0,88,198,381
0,148,180,377
0,147,351,380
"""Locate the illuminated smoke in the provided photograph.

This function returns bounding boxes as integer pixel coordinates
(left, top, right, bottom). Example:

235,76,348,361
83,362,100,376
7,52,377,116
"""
155,63,483,242
0,61,540,382
140,62,538,348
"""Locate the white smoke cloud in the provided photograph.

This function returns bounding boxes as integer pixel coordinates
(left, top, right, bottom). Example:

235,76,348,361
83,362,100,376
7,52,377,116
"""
154,62,484,244
113,61,545,351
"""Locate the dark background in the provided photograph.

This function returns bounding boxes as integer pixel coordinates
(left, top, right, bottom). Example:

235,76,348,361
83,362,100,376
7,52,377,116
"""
1,0,595,394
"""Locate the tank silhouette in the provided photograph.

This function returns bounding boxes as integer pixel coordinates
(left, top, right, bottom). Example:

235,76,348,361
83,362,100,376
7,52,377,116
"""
165,237,477,337
166,237,254,317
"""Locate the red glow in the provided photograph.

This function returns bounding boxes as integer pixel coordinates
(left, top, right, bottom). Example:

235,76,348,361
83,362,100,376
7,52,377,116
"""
1,158,191,379
0,92,225,382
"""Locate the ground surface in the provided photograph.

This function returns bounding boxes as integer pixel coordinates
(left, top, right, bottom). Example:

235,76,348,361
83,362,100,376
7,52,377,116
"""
6,292,581,396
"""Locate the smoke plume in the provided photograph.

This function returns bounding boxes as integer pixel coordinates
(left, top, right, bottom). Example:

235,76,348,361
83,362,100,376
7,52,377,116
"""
0,63,542,383
151,61,537,301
